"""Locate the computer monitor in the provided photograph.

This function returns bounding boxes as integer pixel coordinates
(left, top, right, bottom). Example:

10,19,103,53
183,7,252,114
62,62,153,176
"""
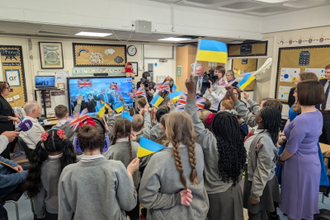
35,76,56,88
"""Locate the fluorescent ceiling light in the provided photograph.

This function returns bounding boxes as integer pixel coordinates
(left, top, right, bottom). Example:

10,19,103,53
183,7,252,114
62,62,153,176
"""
75,32,112,37
158,37,192,42
255,0,289,3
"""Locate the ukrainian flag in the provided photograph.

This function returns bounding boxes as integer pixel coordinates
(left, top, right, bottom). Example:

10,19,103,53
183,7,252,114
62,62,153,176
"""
98,103,106,118
171,81,179,91
150,94,164,107
238,72,256,90
197,39,228,63
167,90,184,104
114,102,123,113
137,137,165,157
122,112,133,122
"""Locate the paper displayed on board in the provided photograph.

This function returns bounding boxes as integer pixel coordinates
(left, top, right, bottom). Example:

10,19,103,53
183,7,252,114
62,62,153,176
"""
13,95,20,100
280,68,300,83
55,71,68,82
278,86,292,100
6,97,13,102
305,68,325,80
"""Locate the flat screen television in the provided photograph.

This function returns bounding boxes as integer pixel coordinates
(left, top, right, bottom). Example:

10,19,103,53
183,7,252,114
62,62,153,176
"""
67,76,133,115
35,76,56,88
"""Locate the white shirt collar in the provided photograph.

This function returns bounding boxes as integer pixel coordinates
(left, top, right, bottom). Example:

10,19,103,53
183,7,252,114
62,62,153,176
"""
49,153,63,159
81,154,105,162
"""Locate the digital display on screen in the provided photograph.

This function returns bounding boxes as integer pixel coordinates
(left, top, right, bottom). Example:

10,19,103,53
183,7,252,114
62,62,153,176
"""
35,76,55,88
67,77,133,115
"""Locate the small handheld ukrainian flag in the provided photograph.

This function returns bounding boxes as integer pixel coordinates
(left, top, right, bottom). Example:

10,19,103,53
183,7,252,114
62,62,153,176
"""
150,94,164,107
238,72,256,90
113,102,123,113
137,137,165,157
196,39,228,64
171,81,179,92
98,103,106,118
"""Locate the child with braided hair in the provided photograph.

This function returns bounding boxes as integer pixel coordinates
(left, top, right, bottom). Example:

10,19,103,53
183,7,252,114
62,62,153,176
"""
185,74,246,220
103,118,140,220
24,129,77,220
139,111,209,220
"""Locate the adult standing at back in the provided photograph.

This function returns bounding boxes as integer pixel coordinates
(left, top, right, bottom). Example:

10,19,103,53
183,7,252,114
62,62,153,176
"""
203,66,227,112
195,66,207,97
0,81,21,159
279,80,324,220
226,70,238,87
318,64,330,144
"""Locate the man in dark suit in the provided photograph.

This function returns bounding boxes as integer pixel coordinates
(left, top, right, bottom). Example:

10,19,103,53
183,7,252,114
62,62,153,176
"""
318,64,330,144
97,89,114,107
195,66,207,97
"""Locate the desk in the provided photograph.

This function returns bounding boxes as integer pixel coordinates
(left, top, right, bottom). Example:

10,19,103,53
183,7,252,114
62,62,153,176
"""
320,143,330,154
41,119,58,131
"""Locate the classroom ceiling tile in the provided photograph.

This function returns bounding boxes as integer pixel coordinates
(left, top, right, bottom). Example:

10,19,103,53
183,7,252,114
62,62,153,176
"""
219,2,263,10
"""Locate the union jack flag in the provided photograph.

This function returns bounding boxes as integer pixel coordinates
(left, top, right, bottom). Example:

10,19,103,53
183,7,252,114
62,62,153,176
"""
77,79,92,89
155,82,170,92
110,82,118,91
67,108,89,131
227,79,237,87
217,78,227,86
175,94,205,110
128,87,146,98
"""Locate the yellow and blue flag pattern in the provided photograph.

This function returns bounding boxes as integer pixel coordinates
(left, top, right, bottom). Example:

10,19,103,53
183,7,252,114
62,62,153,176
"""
197,39,228,63
238,72,256,90
114,102,123,113
171,81,179,91
137,137,165,157
98,103,106,118
167,90,184,104
150,94,164,107
122,112,133,122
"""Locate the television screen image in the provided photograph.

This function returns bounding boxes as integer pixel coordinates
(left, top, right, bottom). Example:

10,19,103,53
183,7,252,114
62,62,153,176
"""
35,76,55,88
67,77,134,115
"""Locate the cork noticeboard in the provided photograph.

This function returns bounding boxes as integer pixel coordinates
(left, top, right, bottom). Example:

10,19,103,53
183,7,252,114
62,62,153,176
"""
276,45,330,103
0,46,27,107
232,58,257,91
73,43,127,67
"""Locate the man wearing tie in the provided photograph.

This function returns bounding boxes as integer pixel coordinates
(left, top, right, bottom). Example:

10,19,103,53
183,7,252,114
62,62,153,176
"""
319,64,330,144
195,66,206,96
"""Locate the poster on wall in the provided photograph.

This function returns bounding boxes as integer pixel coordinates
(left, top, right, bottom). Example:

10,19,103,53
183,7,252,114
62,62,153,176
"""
305,68,325,80
278,86,292,101
39,42,64,69
0,46,27,107
73,43,126,67
280,68,300,83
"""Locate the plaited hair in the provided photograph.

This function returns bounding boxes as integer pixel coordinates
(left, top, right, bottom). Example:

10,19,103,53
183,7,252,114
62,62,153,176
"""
165,111,198,189
259,106,281,144
111,118,133,161
211,111,246,186
25,129,77,198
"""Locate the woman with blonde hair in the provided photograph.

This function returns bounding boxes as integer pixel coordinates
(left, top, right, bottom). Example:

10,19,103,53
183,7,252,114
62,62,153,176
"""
139,111,209,220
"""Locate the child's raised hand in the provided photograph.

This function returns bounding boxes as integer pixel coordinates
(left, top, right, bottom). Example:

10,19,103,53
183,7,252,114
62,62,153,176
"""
127,158,140,175
243,92,250,101
185,74,196,94
77,94,83,104
180,189,193,206
119,96,124,103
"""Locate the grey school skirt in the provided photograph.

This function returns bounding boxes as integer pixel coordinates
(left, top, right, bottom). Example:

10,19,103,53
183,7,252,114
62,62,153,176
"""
207,183,244,220
243,175,279,214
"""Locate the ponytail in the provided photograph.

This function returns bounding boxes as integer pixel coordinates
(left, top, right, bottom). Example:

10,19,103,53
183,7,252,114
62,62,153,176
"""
24,142,49,198
60,139,77,171
128,134,133,162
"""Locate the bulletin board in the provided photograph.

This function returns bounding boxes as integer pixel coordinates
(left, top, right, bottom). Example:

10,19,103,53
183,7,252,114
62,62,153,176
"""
232,58,257,91
276,45,330,103
228,41,268,57
0,46,27,107
73,43,126,67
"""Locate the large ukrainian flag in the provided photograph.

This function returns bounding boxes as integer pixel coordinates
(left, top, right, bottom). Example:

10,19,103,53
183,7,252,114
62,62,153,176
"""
196,39,228,63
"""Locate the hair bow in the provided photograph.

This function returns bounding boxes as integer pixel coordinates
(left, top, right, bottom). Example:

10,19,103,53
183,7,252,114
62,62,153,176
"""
78,118,96,129
57,129,67,140
205,113,216,124
40,132,49,142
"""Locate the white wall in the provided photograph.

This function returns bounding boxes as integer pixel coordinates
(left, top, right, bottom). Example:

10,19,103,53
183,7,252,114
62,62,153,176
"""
262,5,330,33
262,25,330,117
0,0,262,40
0,35,175,103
